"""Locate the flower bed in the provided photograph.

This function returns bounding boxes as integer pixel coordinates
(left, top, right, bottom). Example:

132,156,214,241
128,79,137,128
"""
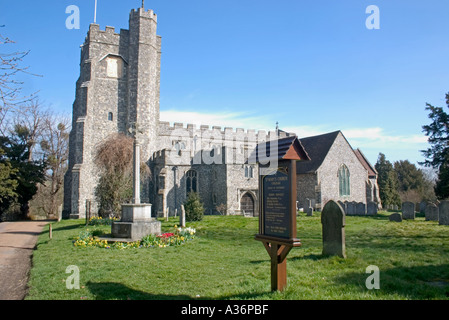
73,225,196,249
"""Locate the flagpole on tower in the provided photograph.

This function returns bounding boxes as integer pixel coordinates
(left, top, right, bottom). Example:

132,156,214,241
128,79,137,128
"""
94,0,98,23
142,0,145,9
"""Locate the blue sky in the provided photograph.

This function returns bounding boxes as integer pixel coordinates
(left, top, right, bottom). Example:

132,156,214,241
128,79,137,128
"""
1,0,448,166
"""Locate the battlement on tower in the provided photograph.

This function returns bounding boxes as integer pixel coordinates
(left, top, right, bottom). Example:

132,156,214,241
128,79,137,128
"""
158,121,293,142
130,7,157,22
83,23,130,48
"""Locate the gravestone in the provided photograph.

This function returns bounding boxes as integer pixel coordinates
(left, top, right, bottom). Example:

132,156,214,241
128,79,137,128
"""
402,202,415,220
425,203,439,221
180,205,186,227
305,198,313,216
389,213,402,222
356,202,366,216
367,202,377,216
306,207,314,217
419,201,427,214
346,202,356,216
321,200,346,258
438,200,449,226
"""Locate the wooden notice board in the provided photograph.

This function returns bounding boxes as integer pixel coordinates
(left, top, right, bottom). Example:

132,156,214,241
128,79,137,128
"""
251,136,310,291
262,169,291,239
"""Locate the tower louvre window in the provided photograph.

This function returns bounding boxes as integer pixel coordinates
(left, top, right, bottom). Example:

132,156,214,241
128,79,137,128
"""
108,112,113,121
106,56,124,78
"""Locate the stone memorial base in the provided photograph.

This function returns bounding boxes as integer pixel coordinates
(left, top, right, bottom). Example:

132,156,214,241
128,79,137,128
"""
111,204,161,241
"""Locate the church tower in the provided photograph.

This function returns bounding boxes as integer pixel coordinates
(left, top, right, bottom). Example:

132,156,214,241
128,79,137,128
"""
63,8,162,218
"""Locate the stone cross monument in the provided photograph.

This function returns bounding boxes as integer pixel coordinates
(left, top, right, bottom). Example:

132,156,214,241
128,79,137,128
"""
129,123,142,204
110,123,161,240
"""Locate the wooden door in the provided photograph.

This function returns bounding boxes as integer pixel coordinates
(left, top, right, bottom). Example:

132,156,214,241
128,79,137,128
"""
241,193,255,216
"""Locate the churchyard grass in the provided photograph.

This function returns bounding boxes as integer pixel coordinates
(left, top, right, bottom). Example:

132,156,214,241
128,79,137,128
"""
26,213,449,300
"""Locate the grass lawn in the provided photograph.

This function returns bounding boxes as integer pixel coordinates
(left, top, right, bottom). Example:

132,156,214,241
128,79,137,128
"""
26,212,449,300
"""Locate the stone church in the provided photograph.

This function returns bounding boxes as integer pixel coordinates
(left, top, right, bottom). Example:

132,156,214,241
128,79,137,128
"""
296,131,381,211
63,6,380,219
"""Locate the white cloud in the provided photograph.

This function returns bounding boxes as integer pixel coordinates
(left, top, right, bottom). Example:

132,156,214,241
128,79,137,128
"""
160,109,275,131
343,127,428,147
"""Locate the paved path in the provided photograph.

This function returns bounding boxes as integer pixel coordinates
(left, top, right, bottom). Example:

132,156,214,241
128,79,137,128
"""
0,221,47,300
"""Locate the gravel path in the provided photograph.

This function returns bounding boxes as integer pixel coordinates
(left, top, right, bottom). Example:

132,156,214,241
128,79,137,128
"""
0,221,47,300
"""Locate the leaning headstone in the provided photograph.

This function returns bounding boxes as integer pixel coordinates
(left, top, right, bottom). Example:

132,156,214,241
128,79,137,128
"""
57,204,63,222
321,200,346,258
180,205,186,228
306,198,312,208
402,202,415,220
389,213,402,222
346,202,356,216
367,202,377,216
356,202,366,216
425,203,439,221
419,201,427,214
306,207,314,217
438,200,449,226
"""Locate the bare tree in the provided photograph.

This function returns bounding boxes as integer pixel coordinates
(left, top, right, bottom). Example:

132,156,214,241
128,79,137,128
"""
0,30,40,135
94,133,150,217
11,99,49,161
38,114,70,216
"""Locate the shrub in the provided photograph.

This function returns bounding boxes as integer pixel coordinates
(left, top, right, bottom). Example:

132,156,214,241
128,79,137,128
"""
184,192,204,221
88,216,119,226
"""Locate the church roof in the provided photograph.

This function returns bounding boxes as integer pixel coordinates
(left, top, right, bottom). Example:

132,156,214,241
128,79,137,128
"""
296,131,341,174
353,148,377,177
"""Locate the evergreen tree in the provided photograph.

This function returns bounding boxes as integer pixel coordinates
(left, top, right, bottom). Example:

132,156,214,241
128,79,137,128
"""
435,159,449,199
394,160,425,192
0,128,46,219
421,93,449,199
375,153,401,207
184,192,204,222
0,148,19,213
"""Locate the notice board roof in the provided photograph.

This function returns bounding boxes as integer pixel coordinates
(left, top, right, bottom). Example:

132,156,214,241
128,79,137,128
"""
248,136,311,164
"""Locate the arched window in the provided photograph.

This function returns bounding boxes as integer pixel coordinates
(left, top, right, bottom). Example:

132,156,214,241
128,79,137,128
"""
186,170,198,194
338,165,350,197
108,112,113,121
